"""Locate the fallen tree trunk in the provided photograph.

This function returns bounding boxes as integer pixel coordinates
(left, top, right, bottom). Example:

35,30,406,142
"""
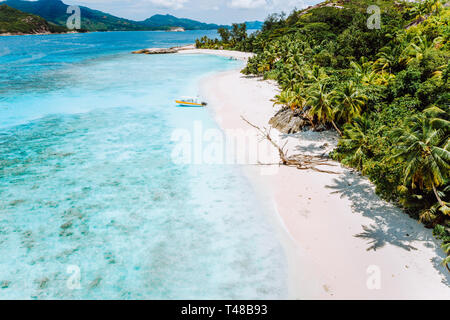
241,116,339,174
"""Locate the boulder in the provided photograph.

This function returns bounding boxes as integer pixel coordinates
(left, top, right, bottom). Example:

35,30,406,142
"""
132,47,179,54
269,107,310,134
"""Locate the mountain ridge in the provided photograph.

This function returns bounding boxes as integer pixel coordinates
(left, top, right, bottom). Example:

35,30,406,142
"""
140,14,227,30
0,0,263,31
0,3,68,34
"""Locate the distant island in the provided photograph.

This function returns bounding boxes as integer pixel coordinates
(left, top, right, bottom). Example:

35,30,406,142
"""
0,4,69,35
0,0,263,32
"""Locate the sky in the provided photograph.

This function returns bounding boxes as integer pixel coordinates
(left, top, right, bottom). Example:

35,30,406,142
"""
64,0,322,24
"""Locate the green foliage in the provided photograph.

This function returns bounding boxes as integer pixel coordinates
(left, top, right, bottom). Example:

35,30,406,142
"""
390,113,449,216
217,27,231,43
333,81,368,123
334,117,373,170
196,0,450,264
196,23,250,51
142,14,226,31
434,224,450,270
390,67,422,99
0,4,68,34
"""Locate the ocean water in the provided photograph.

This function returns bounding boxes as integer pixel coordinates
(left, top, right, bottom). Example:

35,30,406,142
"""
0,31,287,299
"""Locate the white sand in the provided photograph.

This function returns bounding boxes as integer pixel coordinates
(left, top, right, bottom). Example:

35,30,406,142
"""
193,49,450,299
177,46,254,61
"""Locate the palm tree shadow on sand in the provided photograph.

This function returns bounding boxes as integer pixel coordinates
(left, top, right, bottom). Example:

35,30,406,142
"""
326,170,450,286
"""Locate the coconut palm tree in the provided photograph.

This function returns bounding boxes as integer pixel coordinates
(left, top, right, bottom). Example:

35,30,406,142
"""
373,45,403,74
305,65,329,85
351,58,376,84
411,0,444,20
334,81,368,124
404,35,444,64
272,85,308,111
425,105,450,129
290,85,309,111
279,68,298,89
307,83,341,135
338,117,372,170
272,90,295,110
391,114,450,212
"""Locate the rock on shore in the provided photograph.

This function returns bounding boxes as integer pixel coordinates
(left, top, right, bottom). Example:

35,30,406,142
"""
132,45,194,55
268,107,329,134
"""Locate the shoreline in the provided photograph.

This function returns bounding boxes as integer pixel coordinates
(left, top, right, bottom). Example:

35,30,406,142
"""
193,49,450,299
133,44,255,61
0,31,83,37
177,46,254,61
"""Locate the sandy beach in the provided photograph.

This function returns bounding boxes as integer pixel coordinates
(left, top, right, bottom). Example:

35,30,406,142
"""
183,48,450,299
177,46,254,61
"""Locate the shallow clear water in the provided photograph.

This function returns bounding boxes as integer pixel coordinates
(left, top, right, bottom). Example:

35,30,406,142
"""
0,31,287,299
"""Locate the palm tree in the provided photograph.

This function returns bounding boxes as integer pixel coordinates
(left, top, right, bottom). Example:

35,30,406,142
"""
372,71,396,86
279,68,298,89
350,58,376,85
272,85,308,111
305,65,329,85
257,45,280,73
338,117,372,170
373,45,403,74
391,115,449,211
290,85,309,111
350,57,385,86
272,90,295,109
307,83,341,135
334,81,368,124
411,0,444,20
424,105,450,130
402,35,444,65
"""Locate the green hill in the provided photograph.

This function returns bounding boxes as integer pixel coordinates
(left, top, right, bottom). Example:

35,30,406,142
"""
141,15,262,31
0,0,263,32
244,21,263,29
1,0,149,31
140,14,226,30
0,4,67,34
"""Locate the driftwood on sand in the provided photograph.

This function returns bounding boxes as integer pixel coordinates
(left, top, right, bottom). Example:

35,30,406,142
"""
241,116,338,174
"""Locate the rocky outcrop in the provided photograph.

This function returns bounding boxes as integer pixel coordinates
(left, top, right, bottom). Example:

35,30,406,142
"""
132,45,194,55
269,107,310,134
132,48,179,54
406,2,449,29
269,107,328,134
298,1,343,17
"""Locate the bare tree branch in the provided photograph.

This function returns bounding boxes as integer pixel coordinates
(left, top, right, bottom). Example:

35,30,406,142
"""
241,116,339,174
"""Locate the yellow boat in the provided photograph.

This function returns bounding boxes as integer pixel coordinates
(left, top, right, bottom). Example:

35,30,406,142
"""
175,97,207,107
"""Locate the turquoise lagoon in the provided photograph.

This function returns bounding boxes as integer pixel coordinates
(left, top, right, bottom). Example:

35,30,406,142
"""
0,31,287,299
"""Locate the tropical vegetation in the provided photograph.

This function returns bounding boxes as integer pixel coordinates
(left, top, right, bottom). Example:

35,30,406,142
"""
0,4,68,34
196,0,450,268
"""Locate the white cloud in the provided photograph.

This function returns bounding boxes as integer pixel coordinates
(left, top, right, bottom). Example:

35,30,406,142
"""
227,0,308,10
66,0,319,23
228,0,268,9
269,0,309,10
146,0,189,10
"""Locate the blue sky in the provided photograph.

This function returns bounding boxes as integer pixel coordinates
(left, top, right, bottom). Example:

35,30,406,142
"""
65,0,322,24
